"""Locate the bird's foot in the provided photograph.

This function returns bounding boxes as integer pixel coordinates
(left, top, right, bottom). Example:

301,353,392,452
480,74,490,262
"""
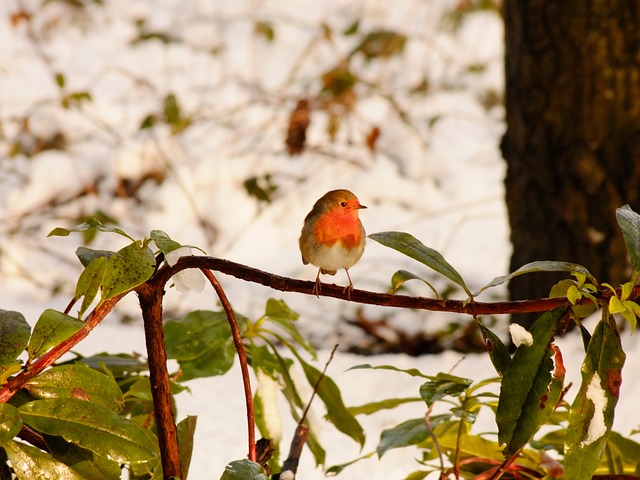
343,282,354,300
312,277,322,298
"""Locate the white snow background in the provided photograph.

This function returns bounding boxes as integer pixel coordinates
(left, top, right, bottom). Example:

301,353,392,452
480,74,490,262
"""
2,0,640,478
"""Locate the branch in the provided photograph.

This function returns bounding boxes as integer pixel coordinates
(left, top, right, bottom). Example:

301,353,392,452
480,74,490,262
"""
137,280,182,480
173,256,586,315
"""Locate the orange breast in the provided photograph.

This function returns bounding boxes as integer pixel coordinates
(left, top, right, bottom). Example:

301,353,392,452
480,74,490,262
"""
313,210,362,248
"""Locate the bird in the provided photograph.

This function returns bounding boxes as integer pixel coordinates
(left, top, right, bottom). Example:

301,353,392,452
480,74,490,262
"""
299,189,367,297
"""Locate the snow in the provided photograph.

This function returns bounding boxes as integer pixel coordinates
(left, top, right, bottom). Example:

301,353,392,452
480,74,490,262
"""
1,0,640,479
166,247,206,293
581,372,608,447
509,323,533,347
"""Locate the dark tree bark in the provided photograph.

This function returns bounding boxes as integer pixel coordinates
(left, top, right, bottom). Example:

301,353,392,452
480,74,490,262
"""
502,1,640,327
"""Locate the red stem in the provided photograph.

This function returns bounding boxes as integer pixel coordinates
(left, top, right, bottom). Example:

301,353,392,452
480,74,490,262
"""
201,268,256,462
0,294,122,403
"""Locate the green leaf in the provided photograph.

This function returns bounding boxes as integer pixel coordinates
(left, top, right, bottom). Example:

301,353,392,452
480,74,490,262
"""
0,362,22,385
24,364,124,412
353,30,406,60
402,471,431,480
342,19,360,36
251,343,326,467
609,296,626,314
347,363,431,379
0,309,30,368
100,241,156,302
78,352,149,376
219,459,269,480
326,452,377,476
75,256,108,316
47,218,134,241
0,403,22,442
20,398,158,464
504,344,565,456
496,308,564,454
177,415,197,479
262,298,316,358
164,310,237,380
163,93,181,126
75,246,114,268
616,204,640,273
377,418,429,457
139,113,156,130
550,279,597,318
295,354,365,447
621,281,634,301
475,261,594,297
5,440,86,480
369,231,470,295
27,309,85,360
254,21,275,42
55,72,65,88
150,230,182,255
602,431,640,473
435,428,505,462
348,397,420,416
45,435,122,480
369,232,471,296
243,174,278,204
564,314,626,479
475,321,511,376
419,373,473,407
389,270,439,296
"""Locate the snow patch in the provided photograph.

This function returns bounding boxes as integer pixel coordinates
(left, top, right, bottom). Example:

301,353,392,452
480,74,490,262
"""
581,372,608,447
165,247,205,293
256,369,283,444
509,323,533,347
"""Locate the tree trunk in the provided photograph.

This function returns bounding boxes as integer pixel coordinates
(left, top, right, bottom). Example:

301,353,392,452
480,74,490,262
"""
502,1,640,328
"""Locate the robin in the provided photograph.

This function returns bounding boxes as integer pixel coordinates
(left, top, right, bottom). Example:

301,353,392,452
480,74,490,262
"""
299,189,367,297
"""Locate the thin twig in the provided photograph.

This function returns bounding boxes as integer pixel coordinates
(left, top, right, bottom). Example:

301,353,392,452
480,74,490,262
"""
201,268,256,462
424,404,445,475
279,344,339,478
301,344,339,423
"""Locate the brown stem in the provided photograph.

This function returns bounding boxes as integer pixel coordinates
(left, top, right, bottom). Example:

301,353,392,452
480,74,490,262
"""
0,294,122,404
173,256,606,315
201,268,256,462
487,449,522,480
137,281,183,480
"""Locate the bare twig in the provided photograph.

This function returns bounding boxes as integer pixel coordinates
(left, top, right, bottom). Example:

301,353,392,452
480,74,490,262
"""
277,345,339,479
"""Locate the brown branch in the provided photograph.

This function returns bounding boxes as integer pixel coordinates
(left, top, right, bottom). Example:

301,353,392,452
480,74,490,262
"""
200,268,256,463
137,280,182,480
173,256,600,315
0,294,123,404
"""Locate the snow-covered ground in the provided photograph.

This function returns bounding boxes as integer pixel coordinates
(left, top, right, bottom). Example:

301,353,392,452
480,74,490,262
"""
2,0,640,478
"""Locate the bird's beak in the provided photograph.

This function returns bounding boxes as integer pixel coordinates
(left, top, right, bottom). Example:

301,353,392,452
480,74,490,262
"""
358,203,367,209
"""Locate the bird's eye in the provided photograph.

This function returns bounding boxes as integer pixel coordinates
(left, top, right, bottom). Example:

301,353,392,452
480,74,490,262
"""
340,201,347,207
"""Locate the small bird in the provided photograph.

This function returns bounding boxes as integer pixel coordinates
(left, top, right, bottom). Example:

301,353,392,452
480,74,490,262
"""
299,189,367,297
